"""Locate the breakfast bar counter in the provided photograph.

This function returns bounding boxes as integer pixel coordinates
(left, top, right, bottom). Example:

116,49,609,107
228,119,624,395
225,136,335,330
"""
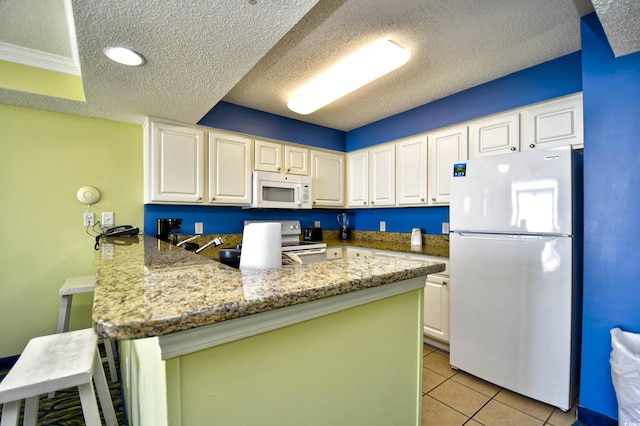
93,234,445,426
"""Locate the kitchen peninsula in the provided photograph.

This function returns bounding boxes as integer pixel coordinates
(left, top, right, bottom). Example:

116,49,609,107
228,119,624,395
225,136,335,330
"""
93,235,445,426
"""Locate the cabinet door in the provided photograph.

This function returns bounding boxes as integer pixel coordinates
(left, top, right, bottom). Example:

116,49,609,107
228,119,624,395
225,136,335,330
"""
254,139,282,172
284,145,309,175
326,247,343,260
396,136,428,205
468,112,519,158
208,131,252,205
369,143,395,207
428,125,468,205
424,274,450,343
347,150,369,207
147,121,205,203
311,150,344,207
521,93,583,151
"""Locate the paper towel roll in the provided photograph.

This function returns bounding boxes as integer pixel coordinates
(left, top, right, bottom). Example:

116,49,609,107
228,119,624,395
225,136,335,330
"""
239,222,282,270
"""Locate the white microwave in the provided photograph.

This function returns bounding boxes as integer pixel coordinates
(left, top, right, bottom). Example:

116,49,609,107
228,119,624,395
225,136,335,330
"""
250,171,312,209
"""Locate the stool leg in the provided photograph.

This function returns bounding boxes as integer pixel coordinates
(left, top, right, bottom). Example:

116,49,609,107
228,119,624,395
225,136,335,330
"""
56,294,73,334
77,382,101,426
93,351,118,426
102,339,118,382
23,395,39,426
0,400,21,426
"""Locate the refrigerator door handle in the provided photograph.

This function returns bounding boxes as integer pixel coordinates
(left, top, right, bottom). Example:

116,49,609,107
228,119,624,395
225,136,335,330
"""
457,232,566,242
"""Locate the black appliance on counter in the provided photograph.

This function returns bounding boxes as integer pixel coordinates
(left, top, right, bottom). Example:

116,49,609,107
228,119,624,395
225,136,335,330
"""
156,218,182,244
303,227,323,241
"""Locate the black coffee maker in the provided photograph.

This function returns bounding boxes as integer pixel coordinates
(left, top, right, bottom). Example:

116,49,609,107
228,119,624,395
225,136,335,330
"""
337,212,351,240
156,218,182,244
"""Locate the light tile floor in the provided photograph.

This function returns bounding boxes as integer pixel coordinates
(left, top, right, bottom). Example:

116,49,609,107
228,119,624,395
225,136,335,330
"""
422,343,578,426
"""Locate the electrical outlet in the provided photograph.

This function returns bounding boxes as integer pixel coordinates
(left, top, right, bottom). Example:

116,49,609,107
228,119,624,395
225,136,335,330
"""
102,212,114,226
314,221,321,228
195,222,204,234
442,222,450,234
84,212,94,227
380,221,386,232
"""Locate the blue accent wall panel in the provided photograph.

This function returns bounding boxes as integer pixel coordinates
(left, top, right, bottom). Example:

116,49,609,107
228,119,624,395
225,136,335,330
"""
144,204,346,236
579,13,640,421
346,52,582,150
199,101,346,151
346,207,449,235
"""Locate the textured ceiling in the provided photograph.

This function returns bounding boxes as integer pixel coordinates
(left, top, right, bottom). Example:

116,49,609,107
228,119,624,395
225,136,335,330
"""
0,0,637,131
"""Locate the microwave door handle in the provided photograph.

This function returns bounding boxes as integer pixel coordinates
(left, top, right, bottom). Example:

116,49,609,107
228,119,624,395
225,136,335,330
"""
295,184,302,206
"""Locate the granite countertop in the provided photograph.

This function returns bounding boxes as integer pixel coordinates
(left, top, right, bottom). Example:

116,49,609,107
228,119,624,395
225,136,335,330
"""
93,235,446,340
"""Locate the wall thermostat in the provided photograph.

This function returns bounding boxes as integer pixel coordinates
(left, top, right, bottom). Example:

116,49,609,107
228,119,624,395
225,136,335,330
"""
77,186,101,205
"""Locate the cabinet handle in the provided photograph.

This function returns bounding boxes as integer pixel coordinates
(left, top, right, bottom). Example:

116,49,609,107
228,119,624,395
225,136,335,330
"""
210,197,215,201
529,144,535,149
277,167,281,171
313,201,316,205
363,201,367,205
421,198,425,202
371,201,375,205
432,197,436,202
287,168,291,172
510,147,516,151
198,197,203,201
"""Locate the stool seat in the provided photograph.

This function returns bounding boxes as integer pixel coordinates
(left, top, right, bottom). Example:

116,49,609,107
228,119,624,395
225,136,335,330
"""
55,275,118,383
0,329,117,426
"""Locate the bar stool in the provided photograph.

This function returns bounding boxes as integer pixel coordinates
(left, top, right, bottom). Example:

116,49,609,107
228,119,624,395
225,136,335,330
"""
0,328,117,426
56,275,118,382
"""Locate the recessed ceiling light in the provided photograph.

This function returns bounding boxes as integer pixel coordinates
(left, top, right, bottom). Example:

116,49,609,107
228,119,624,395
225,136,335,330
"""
287,39,410,115
103,46,145,66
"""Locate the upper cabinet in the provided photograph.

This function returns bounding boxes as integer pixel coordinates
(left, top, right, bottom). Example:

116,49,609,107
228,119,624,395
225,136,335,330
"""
520,93,583,151
468,111,520,158
369,144,395,207
208,131,252,205
347,143,395,208
347,150,369,207
396,135,428,206
144,120,205,203
254,139,309,175
310,150,345,208
428,125,468,205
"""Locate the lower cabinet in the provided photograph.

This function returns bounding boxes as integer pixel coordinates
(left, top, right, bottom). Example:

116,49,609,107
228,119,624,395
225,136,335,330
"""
423,273,450,343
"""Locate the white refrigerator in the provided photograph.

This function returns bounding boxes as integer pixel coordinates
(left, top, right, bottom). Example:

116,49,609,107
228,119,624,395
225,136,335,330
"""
449,145,582,411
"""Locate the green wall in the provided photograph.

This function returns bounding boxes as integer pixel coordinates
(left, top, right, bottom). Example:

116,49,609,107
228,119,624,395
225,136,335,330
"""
0,104,143,358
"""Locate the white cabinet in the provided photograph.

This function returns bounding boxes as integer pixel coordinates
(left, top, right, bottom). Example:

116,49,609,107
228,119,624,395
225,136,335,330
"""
254,139,309,175
428,125,468,205
369,144,395,206
424,273,450,343
521,93,583,151
285,145,309,175
310,150,345,207
396,135,428,205
347,150,369,207
208,131,252,205
347,144,395,207
145,120,205,203
468,111,520,158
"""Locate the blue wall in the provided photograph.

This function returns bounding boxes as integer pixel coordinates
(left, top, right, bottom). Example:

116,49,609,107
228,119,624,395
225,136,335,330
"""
347,52,583,150
579,13,640,421
199,101,345,151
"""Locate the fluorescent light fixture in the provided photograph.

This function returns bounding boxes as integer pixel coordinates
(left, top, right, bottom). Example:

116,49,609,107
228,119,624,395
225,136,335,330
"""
287,39,410,115
103,46,145,66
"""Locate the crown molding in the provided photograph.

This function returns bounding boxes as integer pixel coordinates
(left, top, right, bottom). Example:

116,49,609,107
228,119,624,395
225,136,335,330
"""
0,41,80,76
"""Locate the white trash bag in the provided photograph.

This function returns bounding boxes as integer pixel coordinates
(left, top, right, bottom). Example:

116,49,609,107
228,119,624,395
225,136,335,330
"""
610,327,640,424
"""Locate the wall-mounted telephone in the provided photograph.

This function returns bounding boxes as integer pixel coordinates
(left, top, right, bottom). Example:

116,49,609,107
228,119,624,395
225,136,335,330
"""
95,225,139,250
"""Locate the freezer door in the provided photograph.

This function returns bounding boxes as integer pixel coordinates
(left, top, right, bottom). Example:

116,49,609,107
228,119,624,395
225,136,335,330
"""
449,232,578,410
450,146,576,235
